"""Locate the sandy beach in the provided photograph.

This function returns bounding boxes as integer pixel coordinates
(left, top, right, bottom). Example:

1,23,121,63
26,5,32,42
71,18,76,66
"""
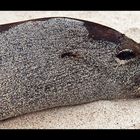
0,11,140,129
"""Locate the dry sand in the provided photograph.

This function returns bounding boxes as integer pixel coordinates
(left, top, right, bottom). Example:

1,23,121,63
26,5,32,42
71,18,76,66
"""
0,11,140,129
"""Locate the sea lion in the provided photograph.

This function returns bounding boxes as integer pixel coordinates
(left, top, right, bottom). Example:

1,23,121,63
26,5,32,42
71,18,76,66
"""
0,17,140,120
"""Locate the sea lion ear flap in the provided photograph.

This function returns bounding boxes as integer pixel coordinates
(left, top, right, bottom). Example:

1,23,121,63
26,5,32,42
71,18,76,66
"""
116,49,136,60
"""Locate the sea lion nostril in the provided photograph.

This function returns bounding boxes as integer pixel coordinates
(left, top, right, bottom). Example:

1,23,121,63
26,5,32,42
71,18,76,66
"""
116,49,136,60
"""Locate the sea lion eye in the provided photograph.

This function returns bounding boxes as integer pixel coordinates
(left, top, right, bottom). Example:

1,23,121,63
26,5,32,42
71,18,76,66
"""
116,49,136,60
